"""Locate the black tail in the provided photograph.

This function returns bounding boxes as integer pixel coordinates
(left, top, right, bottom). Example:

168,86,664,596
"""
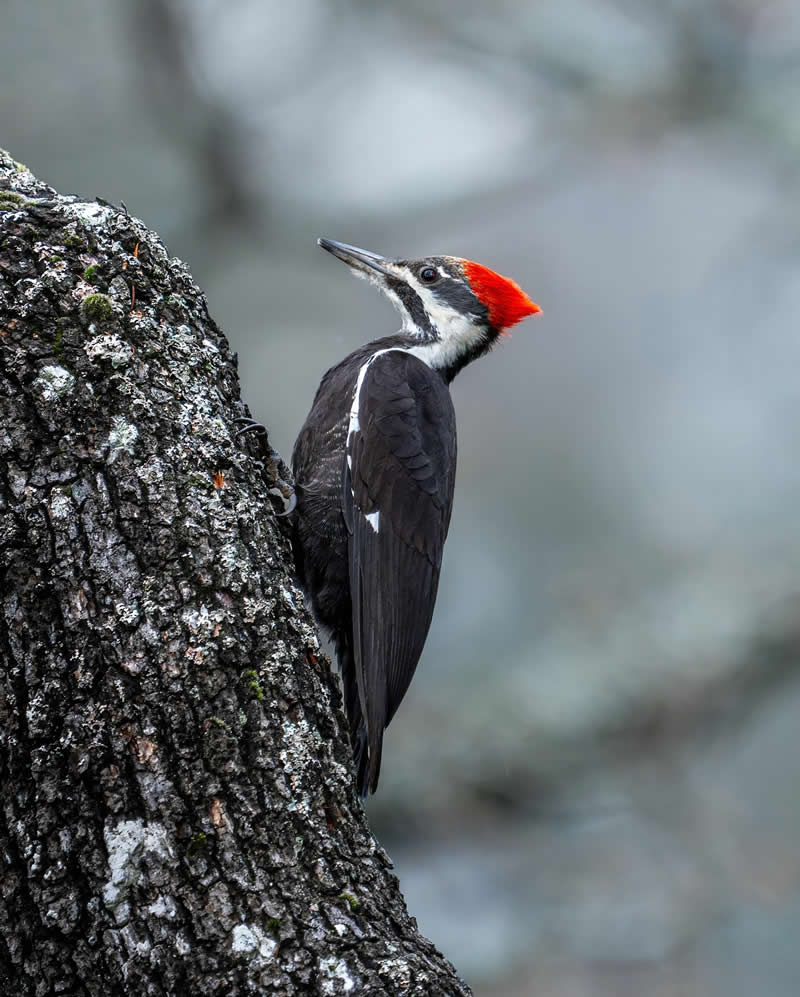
335,631,381,796
353,724,371,798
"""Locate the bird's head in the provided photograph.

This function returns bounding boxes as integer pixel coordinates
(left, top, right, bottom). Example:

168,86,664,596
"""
319,238,541,381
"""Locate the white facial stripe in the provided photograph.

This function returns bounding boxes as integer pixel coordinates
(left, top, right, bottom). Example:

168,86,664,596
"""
402,270,487,370
357,264,489,372
395,272,483,371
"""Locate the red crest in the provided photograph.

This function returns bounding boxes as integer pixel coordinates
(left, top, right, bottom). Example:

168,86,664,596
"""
462,260,541,331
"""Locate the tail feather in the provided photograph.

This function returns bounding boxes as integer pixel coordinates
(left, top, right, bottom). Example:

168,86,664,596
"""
353,724,369,797
365,733,382,796
335,630,381,796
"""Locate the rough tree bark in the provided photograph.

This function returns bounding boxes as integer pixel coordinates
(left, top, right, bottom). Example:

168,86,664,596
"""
0,152,471,997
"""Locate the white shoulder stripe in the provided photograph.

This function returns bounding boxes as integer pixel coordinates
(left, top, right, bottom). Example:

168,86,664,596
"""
346,347,407,448
346,348,408,511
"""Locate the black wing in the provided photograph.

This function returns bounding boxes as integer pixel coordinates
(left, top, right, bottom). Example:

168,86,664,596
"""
343,349,457,794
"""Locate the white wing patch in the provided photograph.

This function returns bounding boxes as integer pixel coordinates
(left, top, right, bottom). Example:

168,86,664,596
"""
365,511,380,533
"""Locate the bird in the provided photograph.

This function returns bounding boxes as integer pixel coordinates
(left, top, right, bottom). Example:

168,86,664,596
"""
291,238,540,796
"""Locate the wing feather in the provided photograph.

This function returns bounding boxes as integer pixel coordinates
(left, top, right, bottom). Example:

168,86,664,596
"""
343,349,456,794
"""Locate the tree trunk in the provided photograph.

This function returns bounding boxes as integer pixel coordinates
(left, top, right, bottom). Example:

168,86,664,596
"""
0,151,471,997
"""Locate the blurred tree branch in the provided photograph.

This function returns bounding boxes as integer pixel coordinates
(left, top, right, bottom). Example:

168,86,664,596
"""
126,0,263,232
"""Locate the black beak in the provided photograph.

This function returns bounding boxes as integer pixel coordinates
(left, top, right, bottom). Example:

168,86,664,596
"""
318,238,394,277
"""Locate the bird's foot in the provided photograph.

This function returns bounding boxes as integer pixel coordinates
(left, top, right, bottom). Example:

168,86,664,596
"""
233,416,267,439
233,416,296,516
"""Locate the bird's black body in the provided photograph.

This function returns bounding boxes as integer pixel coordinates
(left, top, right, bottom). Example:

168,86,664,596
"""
293,338,456,793
292,240,539,795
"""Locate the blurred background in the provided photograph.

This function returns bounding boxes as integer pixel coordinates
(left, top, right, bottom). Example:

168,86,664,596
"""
5,0,800,992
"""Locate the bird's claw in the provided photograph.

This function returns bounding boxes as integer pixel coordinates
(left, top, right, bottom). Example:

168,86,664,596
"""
233,416,267,439
270,488,297,516
233,415,296,516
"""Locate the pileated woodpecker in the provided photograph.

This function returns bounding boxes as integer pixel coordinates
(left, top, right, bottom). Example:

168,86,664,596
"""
292,239,540,795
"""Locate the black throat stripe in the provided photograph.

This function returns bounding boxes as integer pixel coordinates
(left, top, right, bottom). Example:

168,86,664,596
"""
386,276,435,337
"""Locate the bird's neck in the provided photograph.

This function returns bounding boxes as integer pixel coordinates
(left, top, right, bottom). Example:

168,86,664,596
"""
370,324,494,384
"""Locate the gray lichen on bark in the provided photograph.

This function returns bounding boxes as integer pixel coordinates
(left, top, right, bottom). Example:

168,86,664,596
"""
0,150,471,996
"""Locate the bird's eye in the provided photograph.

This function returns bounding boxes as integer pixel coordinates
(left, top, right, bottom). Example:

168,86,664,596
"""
419,266,438,284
